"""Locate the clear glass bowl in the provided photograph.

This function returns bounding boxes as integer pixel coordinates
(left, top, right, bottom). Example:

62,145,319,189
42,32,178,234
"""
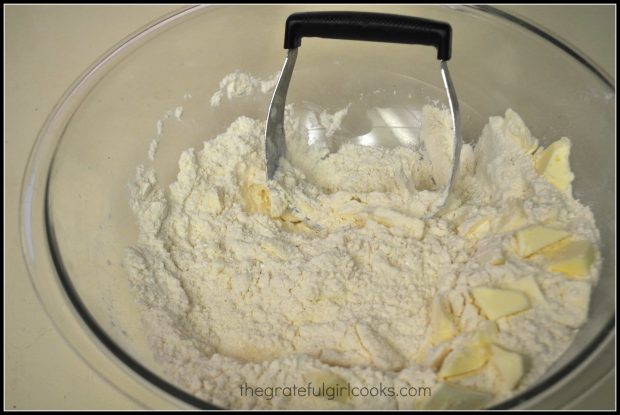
21,5,615,409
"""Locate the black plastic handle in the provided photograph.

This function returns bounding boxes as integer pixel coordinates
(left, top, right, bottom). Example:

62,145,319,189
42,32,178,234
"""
284,11,452,60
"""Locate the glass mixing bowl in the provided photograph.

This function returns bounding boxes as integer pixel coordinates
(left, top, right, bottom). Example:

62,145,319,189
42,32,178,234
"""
21,5,615,409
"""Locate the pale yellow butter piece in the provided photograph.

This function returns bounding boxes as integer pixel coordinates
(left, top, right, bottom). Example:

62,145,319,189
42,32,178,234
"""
476,247,505,266
305,371,350,403
280,208,303,223
474,239,505,265
496,204,528,233
203,187,223,214
514,225,571,257
421,343,452,371
471,321,499,345
436,322,497,379
471,287,530,320
545,239,596,278
511,132,539,154
504,276,545,304
430,296,458,344
294,199,318,219
243,183,271,214
319,349,365,368
438,344,490,378
535,137,574,192
459,216,492,239
468,217,492,239
425,382,492,410
355,323,405,371
372,207,425,239
504,109,539,154
490,344,524,390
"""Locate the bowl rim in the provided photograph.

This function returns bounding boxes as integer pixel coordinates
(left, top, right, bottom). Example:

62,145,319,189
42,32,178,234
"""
20,4,615,410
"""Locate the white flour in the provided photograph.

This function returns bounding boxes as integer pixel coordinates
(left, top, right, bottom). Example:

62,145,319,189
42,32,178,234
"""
148,103,186,161
124,73,600,409
210,71,279,107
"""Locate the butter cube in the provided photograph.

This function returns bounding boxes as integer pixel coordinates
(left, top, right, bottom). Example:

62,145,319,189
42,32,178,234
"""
280,208,303,224
430,296,458,343
244,184,271,215
305,371,350,403
496,204,528,233
514,225,570,257
425,382,492,410
438,344,490,378
468,217,492,239
545,239,596,278
504,276,545,305
372,208,425,239
476,248,505,266
535,137,574,192
459,216,492,239
355,323,405,371
471,287,530,320
421,343,452,371
437,322,498,379
319,349,366,368
471,321,499,345
490,344,524,390
504,109,539,154
204,187,223,215
474,239,505,265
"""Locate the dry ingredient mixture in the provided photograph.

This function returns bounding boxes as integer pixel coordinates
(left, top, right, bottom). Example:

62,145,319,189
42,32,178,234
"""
124,72,601,409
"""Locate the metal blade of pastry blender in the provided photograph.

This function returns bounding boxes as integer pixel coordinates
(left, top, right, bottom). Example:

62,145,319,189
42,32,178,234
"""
439,60,462,207
265,48,324,229
266,49,297,181
266,59,462,214
265,12,462,219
